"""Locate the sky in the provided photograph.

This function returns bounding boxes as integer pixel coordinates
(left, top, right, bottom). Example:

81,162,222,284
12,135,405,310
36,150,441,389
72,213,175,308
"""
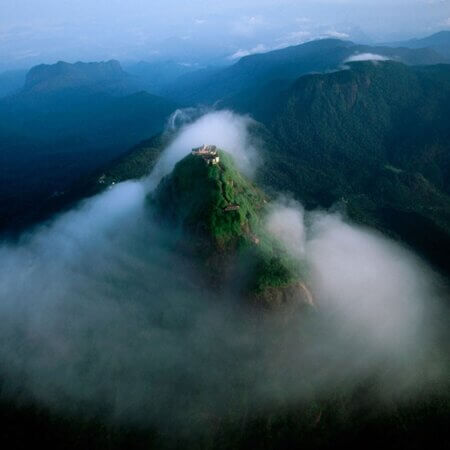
0,0,449,70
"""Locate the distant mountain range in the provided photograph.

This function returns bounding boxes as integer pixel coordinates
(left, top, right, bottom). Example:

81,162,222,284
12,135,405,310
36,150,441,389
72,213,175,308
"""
385,31,450,58
1,30,449,100
163,37,449,104
0,70,26,98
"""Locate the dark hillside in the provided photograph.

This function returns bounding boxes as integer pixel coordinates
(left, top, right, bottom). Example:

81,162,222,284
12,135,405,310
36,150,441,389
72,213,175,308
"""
245,62,450,274
166,38,448,104
386,31,450,58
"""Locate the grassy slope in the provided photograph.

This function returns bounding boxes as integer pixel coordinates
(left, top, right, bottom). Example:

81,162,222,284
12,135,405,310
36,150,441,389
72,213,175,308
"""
151,150,301,293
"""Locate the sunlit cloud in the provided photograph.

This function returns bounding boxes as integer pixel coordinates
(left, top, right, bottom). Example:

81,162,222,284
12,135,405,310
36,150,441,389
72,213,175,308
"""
344,52,390,62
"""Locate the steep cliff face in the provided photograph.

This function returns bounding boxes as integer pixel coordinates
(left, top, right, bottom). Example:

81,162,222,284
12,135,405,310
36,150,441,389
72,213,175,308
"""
149,149,312,308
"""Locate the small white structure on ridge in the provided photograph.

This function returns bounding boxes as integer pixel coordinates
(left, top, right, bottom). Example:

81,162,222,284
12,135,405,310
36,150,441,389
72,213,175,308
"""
192,144,220,165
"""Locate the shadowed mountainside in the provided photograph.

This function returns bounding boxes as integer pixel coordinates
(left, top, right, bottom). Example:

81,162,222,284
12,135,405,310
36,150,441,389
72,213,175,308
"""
0,58,178,233
241,62,450,274
165,38,448,104
385,31,450,58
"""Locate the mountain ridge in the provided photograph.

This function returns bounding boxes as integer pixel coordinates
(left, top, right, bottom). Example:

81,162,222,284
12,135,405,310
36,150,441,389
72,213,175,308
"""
385,30,450,58
165,38,448,104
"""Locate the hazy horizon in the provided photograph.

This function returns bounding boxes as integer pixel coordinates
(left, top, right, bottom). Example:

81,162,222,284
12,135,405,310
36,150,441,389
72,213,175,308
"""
1,0,449,71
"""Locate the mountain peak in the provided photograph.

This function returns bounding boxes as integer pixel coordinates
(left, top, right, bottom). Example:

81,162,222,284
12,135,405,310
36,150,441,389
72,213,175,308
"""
151,148,266,249
384,30,450,58
150,148,311,308
409,30,450,45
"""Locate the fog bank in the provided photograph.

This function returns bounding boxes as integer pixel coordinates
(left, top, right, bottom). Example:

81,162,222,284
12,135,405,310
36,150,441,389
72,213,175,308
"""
148,110,261,188
0,112,447,436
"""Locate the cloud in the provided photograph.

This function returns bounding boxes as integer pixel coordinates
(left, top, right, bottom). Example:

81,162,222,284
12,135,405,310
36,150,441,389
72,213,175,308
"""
1,0,449,70
260,28,350,54
323,30,350,40
230,15,266,36
344,52,390,62
266,203,448,393
295,17,311,24
265,197,306,258
165,106,208,132
148,110,261,187
228,29,346,59
0,111,447,438
306,213,428,354
276,30,313,48
228,43,268,60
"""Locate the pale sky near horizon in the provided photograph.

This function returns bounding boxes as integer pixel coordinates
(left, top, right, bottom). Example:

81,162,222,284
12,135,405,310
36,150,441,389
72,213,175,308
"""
0,0,449,70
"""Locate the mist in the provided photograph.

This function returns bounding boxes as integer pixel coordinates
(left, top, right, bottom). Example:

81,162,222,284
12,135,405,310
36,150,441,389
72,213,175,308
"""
265,199,447,392
147,110,261,188
344,53,391,62
0,111,447,437
1,0,449,70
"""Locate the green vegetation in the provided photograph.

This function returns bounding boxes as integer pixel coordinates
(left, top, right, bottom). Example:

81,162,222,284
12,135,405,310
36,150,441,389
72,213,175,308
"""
150,150,303,296
244,61,450,275
249,255,295,292
152,151,265,246
92,134,168,185
168,39,448,105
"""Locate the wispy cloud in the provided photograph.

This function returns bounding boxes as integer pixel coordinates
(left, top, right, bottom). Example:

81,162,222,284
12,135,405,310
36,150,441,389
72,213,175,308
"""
345,52,390,62
228,43,268,60
324,30,350,39
228,27,353,61
276,30,313,48
230,15,266,36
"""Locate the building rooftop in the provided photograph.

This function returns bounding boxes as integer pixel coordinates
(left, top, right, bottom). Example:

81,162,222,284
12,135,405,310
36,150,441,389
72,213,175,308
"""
192,144,217,156
192,145,220,165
